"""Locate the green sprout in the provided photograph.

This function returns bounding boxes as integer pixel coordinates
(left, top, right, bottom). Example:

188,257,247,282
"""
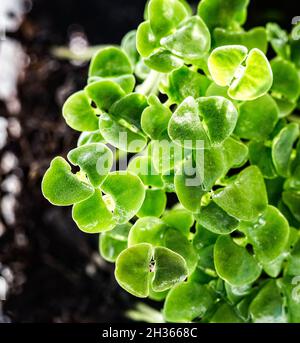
42,0,300,323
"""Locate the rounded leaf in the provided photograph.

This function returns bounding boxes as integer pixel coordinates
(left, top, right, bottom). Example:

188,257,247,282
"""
101,171,146,224
99,113,147,153
141,95,172,140
72,189,115,233
68,143,113,188
115,243,152,298
144,49,184,73
198,0,249,30
85,80,125,111
242,205,290,264
42,157,94,206
234,94,279,141
152,246,188,292
197,201,239,235
214,235,261,286
160,65,211,104
208,45,248,87
128,217,166,247
136,21,159,57
163,282,215,322
109,93,148,130
62,91,98,132
137,189,167,217
272,123,299,178
160,16,211,62
148,0,189,39
228,48,273,101
213,166,268,221
89,47,132,78
99,223,131,262
249,280,286,323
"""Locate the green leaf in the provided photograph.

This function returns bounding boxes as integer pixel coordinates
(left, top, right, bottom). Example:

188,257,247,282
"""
214,235,261,287
272,123,299,177
214,27,267,53
99,113,147,153
128,217,166,247
197,96,238,146
222,137,248,170
168,96,238,148
160,66,211,105
174,156,206,212
144,49,184,73
249,280,287,323
137,189,167,217
164,228,197,274
67,143,113,188
168,96,210,149
128,156,164,188
271,58,300,102
193,223,218,252
266,23,290,60
77,130,104,146
136,21,159,58
163,282,215,322
249,142,277,179
115,243,152,298
148,0,189,39
197,201,239,235
89,47,133,77
109,93,148,130
241,205,289,264
162,207,194,237
213,166,268,221
85,80,125,111
198,0,249,30
42,157,94,206
121,30,139,66
160,16,211,62
270,58,300,116
208,45,248,87
72,189,115,233
210,303,244,323
228,48,273,101
148,136,191,174
152,246,188,292
141,95,172,140
62,91,98,132
88,74,135,94
282,191,300,222
101,171,146,224
234,94,279,141
99,223,131,262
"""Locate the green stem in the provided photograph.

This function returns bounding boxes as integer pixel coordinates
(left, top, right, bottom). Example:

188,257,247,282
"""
136,70,162,96
126,303,165,323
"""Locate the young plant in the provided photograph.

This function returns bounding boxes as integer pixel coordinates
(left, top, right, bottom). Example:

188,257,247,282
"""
42,0,300,323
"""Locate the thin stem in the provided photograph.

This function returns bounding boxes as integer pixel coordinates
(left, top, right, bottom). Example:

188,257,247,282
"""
136,70,162,97
126,303,165,323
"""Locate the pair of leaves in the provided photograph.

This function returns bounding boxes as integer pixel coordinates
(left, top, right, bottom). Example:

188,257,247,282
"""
115,243,188,297
42,156,145,232
208,45,273,101
137,0,210,71
128,217,197,274
168,96,238,149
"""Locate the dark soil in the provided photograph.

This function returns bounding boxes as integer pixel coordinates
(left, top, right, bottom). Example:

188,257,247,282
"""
0,0,298,323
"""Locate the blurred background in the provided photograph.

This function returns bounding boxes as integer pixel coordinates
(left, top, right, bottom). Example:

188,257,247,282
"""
0,0,298,323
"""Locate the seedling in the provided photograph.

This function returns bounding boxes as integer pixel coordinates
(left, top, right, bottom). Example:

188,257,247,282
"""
42,0,300,323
